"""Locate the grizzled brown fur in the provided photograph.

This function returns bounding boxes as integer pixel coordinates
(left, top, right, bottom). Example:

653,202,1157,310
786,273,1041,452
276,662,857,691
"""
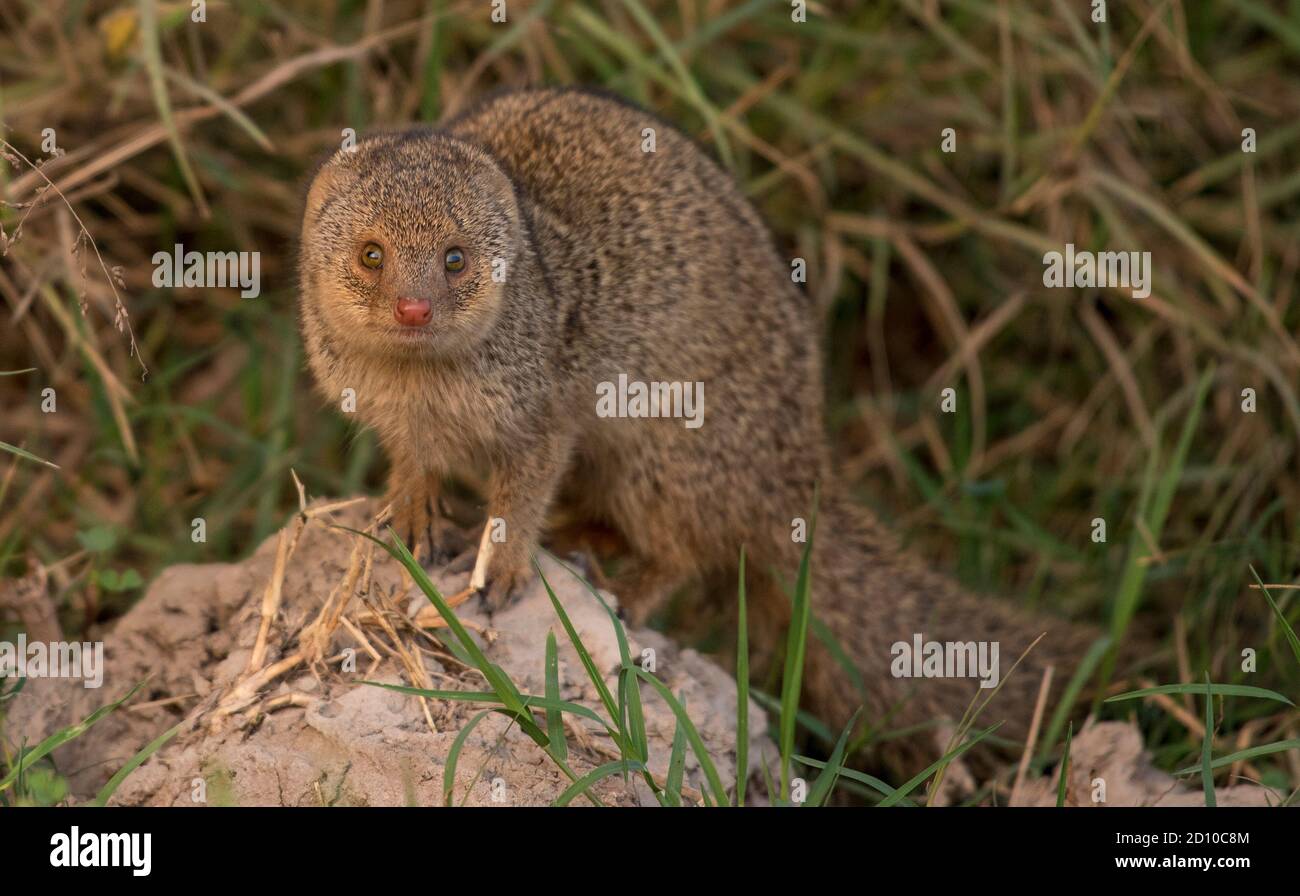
298,87,1099,776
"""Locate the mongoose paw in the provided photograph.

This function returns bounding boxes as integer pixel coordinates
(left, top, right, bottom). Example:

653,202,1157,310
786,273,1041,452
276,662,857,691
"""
424,517,470,566
482,562,533,613
385,497,467,566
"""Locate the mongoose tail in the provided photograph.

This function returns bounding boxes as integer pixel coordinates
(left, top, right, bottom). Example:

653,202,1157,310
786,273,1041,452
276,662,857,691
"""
791,490,1105,775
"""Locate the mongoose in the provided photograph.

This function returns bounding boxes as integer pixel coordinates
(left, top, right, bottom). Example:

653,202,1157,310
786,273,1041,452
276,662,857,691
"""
298,87,1099,775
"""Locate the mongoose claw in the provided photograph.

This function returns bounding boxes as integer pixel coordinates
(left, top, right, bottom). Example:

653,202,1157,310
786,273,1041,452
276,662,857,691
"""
424,519,470,566
482,563,533,613
386,499,466,567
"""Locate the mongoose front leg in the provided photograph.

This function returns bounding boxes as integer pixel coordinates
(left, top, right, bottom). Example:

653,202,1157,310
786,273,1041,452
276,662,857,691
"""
383,464,464,565
481,431,573,611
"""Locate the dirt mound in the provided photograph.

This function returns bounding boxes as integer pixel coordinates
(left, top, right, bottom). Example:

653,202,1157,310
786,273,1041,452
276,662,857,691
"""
11,498,1281,807
9,499,769,806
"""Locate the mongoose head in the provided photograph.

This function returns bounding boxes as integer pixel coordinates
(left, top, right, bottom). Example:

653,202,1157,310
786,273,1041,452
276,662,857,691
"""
298,131,522,362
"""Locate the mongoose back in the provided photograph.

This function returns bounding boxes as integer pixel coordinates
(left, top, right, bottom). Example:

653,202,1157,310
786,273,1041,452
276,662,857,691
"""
298,87,1097,775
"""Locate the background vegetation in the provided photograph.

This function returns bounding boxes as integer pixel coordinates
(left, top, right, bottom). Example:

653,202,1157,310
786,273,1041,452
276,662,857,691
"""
1,0,1298,799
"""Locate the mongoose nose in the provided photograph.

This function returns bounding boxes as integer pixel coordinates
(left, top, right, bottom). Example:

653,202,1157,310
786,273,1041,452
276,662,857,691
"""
394,297,433,327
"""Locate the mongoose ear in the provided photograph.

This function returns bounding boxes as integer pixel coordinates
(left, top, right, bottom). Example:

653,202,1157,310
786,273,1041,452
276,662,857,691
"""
303,154,347,225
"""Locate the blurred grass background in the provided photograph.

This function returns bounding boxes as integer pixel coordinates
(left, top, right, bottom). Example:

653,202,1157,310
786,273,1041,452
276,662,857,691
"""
1,0,1299,789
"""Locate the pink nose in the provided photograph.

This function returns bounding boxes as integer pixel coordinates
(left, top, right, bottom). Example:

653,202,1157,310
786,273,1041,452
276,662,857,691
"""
394,297,432,327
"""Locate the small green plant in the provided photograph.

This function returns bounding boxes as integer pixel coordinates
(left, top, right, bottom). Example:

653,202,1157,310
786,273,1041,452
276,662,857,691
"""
0,678,178,807
351,522,714,805
1104,570,1300,806
0,676,180,806
357,519,1005,807
76,526,145,597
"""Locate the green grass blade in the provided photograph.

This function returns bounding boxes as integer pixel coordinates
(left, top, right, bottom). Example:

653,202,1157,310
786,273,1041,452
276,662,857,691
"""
1174,738,1300,774
1,682,145,792
1105,683,1293,706
877,723,1002,807
361,683,608,727
92,720,182,807
1108,368,1213,647
618,0,734,168
535,561,620,727
664,705,688,807
537,560,661,801
553,760,645,807
1056,720,1073,808
419,12,443,121
1039,635,1110,762
779,507,816,798
544,630,567,763
443,709,493,806
619,666,649,763
0,440,58,469
136,0,207,213
629,665,729,806
1232,0,1300,56
469,0,556,82
542,553,649,762
1201,674,1216,808
795,755,913,805
805,708,861,807
674,0,780,55
810,614,868,700
1249,565,1300,667
428,628,476,669
735,546,749,807
162,67,273,151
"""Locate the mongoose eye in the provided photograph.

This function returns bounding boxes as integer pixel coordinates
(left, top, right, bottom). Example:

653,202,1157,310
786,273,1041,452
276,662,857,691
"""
444,248,466,273
360,243,384,269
